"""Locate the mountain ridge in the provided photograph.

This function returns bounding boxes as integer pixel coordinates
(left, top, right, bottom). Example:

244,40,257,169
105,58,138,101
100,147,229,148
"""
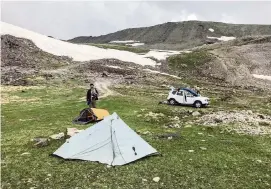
68,21,271,50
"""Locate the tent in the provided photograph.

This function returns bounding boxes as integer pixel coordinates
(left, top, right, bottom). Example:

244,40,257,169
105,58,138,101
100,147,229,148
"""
72,108,110,125
54,113,158,166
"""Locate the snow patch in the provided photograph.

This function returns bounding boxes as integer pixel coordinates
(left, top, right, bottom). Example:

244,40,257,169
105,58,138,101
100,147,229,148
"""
109,40,139,44
127,43,145,47
207,36,236,41
1,22,156,66
252,74,271,81
106,65,123,69
143,69,181,79
209,28,214,32
142,49,180,60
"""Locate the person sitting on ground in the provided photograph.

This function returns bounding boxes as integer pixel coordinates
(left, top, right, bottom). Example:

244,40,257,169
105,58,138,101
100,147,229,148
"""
86,83,99,108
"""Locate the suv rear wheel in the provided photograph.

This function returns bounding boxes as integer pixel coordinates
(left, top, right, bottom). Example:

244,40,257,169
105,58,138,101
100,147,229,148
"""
168,99,177,105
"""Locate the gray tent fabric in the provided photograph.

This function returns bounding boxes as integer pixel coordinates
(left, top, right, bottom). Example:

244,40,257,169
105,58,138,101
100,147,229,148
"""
53,112,158,166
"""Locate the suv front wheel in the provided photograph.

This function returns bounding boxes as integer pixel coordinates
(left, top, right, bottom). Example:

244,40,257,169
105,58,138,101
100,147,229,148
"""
194,101,202,108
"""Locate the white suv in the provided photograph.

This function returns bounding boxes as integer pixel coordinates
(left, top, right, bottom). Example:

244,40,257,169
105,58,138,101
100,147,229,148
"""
167,88,209,108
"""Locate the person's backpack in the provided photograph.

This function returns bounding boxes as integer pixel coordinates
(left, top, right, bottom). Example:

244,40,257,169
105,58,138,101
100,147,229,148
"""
91,88,99,100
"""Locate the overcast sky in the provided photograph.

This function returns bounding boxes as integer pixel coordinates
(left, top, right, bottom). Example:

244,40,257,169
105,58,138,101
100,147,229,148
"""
1,1,271,40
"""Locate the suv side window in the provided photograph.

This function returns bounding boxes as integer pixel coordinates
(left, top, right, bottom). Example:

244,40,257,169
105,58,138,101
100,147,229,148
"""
172,91,177,95
185,91,194,97
177,91,183,96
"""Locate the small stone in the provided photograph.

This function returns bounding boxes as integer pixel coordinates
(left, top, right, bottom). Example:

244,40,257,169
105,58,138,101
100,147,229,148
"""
188,150,194,153
47,174,51,177
256,159,262,163
184,125,192,128
168,136,173,140
21,152,31,156
258,114,265,119
153,177,160,182
102,71,109,77
201,140,206,142
247,110,253,115
142,179,147,182
106,165,112,168
143,131,151,135
189,159,192,161
200,147,207,150
198,132,203,135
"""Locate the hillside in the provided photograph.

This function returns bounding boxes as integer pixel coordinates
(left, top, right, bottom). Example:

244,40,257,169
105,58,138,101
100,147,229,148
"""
1,22,271,90
68,21,271,50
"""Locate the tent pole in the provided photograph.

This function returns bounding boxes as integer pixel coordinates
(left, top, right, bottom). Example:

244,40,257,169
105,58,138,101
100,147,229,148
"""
110,119,116,166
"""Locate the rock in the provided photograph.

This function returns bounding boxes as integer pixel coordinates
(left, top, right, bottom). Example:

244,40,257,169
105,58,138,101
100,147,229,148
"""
32,138,50,147
143,131,151,135
192,111,201,116
50,132,65,140
153,177,160,182
21,152,31,156
184,125,192,128
67,128,83,137
188,150,194,153
214,118,223,123
102,71,109,77
106,165,112,168
124,75,135,80
157,133,180,139
142,179,147,182
201,140,206,142
198,132,203,135
247,110,253,115
258,114,265,119
200,147,207,150
168,136,173,140
256,159,262,163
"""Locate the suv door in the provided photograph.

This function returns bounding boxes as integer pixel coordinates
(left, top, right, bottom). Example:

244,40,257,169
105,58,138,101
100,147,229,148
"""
175,90,184,104
183,91,195,104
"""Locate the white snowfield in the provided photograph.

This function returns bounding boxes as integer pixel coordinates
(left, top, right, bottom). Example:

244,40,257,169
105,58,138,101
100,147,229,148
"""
1,22,156,66
209,28,214,32
207,36,236,41
252,74,271,81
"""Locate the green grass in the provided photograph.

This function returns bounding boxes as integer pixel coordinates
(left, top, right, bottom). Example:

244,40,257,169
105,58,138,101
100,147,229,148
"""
167,51,213,71
86,43,149,54
1,85,271,189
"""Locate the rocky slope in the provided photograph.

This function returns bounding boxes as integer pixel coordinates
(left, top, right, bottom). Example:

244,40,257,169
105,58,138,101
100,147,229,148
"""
1,35,178,86
69,21,271,50
165,35,271,90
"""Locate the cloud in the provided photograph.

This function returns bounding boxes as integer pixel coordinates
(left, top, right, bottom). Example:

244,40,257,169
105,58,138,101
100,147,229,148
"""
1,1,271,39
220,13,236,24
170,10,201,22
